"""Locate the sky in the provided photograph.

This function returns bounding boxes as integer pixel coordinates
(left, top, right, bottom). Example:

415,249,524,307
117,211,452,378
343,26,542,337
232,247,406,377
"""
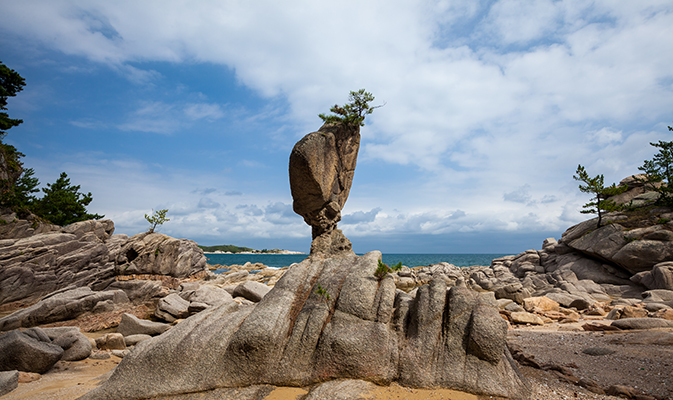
1,1,672,254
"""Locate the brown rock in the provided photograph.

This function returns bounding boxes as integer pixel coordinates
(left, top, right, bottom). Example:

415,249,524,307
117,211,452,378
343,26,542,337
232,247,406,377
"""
511,311,544,325
95,333,125,350
582,322,621,331
651,309,673,320
17,372,41,383
621,305,649,319
523,296,559,312
578,378,605,394
606,384,635,398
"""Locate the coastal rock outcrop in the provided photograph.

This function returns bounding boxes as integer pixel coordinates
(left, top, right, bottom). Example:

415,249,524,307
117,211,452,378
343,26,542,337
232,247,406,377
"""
114,232,207,278
79,251,530,400
0,214,208,312
289,123,360,255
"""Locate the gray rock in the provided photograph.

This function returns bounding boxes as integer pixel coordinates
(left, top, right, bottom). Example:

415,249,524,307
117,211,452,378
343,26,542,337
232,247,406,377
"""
117,313,170,337
0,287,129,331
304,379,377,400
79,252,530,400
232,281,271,302
115,232,207,278
53,330,92,361
111,349,130,358
42,326,80,340
645,302,671,312
0,226,116,306
568,223,627,262
123,334,152,346
642,289,673,303
23,326,51,343
612,240,673,274
494,283,530,304
155,293,190,322
89,352,111,360
289,123,360,252
650,262,673,290
505,302,525,312
0,330,64,373
185,285,233,306
569,298,593,310
93,299,116,314
611,317,673,330
0,370,19,396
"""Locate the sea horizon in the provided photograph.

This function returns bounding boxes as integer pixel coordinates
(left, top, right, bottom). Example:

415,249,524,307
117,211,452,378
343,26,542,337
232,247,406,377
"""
205,253,509,269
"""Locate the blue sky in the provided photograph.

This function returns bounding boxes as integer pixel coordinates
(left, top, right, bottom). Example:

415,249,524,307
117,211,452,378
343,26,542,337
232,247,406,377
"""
1,1,672,254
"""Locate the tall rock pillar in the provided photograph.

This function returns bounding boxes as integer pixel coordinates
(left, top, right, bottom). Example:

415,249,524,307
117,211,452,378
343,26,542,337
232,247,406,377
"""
289,122,360,256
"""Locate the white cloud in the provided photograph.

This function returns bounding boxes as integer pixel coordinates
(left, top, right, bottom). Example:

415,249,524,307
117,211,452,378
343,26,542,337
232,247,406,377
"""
184,103,224,121
3,1,673,250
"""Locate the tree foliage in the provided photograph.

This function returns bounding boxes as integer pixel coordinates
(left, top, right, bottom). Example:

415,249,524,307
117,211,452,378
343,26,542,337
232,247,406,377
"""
32,172,103,226
0,61,26,139
573,165,626,228
0,168,39,216
145,208,170,233
318,89,382,127
637,126,673,206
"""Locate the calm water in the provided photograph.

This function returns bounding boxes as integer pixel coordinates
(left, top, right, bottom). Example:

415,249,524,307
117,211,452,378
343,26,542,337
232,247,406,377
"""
205,253,506,269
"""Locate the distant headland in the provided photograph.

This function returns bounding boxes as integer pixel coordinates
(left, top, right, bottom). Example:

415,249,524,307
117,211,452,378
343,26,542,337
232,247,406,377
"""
198,244,306,255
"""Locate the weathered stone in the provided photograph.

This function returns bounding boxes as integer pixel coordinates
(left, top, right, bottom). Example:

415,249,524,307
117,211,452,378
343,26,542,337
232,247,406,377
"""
568,298,593,310
650,262,673,290
111,349,129,358
289,123,360,244
95,333,126,350
612,240,673,274
606,385,636,399
124,334,152,346
79,252,530,400
611,317,673,330
155,293,190,322
185,285,234,307
0,287,129,331
53,330,92,361
651,309,673,320
0,330,63,373
232,281,271,303
510,311,544,325
620,305,648,319
523,296,559,312
495,283,530,304
115,232,207,278
0,370,18,396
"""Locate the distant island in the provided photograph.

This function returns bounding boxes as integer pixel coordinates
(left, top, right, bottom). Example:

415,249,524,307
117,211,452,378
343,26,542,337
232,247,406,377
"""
198,244,306,255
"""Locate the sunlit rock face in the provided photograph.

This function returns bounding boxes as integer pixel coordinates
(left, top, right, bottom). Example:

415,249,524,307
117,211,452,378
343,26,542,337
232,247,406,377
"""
289,122,360,256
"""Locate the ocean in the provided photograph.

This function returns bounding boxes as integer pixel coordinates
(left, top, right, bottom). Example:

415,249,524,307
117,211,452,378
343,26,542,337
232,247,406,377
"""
204,253,507,269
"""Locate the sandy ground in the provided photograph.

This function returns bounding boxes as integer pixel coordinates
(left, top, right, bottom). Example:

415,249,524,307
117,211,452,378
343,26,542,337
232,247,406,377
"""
2,322,672,400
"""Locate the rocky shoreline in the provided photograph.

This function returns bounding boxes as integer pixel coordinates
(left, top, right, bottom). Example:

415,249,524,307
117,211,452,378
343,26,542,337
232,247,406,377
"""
1,168,673,399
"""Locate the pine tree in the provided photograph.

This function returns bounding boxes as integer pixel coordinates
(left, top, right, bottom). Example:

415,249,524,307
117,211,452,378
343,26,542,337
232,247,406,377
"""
33,172,103,226
573,165,626,228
